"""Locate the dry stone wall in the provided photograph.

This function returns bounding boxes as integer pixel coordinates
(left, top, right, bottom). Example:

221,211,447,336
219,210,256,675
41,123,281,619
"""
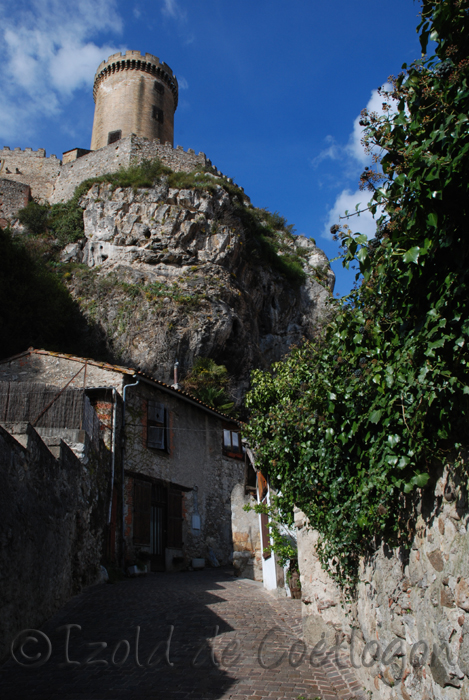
296,463,469,700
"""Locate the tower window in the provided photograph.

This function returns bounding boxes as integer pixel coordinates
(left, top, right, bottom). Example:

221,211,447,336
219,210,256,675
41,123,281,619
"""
154,81,164,95
108,130,122,145
152,106,164,123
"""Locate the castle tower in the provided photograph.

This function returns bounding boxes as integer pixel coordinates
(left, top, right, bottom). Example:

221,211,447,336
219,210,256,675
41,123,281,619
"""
90,50,178,151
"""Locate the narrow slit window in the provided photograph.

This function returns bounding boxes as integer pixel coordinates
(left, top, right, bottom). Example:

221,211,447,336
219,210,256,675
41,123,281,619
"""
154,81,164,95
151,106,164,123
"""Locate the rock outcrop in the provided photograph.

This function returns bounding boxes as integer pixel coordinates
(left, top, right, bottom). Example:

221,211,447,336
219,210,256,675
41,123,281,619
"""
61,177,334,396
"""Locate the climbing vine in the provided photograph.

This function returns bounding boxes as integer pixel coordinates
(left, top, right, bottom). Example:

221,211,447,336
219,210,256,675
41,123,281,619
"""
246,0,469,587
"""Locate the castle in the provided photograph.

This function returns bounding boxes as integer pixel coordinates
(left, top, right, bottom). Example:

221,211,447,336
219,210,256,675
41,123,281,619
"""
0,50,222,224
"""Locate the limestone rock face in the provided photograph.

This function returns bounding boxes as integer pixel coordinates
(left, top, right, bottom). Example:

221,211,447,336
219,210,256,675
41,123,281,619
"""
66,181,334,394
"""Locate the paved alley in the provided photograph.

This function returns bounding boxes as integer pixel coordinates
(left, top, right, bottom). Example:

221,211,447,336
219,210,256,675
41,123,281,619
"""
1,570,363,700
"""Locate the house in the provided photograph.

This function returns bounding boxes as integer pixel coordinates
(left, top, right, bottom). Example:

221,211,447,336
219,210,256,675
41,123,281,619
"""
0,348,260,574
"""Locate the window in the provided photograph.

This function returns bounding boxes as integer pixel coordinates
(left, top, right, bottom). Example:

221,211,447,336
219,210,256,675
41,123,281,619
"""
151,106,164,123
107,130,122,145
147,401,167,450
223,427,243,457
154,81,164,95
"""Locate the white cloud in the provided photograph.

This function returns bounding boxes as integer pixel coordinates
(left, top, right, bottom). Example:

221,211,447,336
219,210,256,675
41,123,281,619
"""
322,188,383,240
177,76,189,90
346,83,394,164
161,0,186,21
310,135,342,168
312,84,394,170
0,0,123,140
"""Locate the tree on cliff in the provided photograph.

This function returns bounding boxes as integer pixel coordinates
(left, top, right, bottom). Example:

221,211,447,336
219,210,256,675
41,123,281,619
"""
246,0,469,586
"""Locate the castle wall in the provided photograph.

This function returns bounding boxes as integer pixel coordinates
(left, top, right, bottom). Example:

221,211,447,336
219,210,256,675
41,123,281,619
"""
0,147,61,202
0,178,30,226
50,135,210,204
91,51,177,150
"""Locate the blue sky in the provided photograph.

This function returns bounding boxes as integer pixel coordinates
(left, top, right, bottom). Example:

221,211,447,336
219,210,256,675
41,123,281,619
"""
0,0,423,296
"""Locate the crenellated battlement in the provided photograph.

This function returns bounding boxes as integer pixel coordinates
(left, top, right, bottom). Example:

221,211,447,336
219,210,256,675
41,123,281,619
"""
0,147,59,159
93,50,178,107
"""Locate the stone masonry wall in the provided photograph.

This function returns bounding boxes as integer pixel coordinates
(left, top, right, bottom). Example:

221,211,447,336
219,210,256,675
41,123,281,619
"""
0,136,215,210
50,135,211,204
0,422,110,664
231,484,263,580
296,463,469,700
0,147,61,202
0,178,30,227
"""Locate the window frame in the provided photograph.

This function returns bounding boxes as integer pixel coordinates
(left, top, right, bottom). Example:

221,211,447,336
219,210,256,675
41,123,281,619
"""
222,424,243,459
147,400,168,452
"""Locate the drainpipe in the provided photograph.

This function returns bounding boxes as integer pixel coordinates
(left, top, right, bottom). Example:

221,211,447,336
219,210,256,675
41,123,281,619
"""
121,376,140,570
108,388,117,524
172,360,179,390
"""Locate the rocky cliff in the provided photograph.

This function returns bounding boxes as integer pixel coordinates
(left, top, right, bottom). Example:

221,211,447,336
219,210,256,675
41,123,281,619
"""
55,173,334,396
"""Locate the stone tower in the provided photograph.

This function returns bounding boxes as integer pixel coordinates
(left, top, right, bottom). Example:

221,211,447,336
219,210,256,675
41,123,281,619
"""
90,50,178,151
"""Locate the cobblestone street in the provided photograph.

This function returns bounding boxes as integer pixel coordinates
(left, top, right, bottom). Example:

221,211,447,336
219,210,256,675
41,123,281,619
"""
1,570,363,700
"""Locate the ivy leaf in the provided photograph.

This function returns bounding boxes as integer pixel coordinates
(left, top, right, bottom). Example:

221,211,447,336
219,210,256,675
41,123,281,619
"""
369,410,382,424
403,247,420,264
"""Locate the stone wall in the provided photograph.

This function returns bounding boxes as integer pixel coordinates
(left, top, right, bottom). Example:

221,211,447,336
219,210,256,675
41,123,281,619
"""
50,135,210,204
231,483,263,580
0,136,215,209
0,422,110,663
296,463,469,700
0,178,30,227
0,147,61,202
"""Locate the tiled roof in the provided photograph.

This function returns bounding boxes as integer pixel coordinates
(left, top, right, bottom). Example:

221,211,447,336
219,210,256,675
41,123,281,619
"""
0,348,239,424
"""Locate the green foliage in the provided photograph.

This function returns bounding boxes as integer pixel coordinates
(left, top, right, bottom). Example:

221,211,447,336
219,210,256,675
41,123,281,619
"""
234,206,306,286
18,197,84,246
243,498,297,566
0,228,83,358
246,1,469,588
181,357,235,413
16,200,49,236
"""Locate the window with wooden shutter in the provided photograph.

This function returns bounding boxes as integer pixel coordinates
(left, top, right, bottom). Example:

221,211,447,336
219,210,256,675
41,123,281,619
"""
133,480,152,544
147,400,167,450
167,488,183,548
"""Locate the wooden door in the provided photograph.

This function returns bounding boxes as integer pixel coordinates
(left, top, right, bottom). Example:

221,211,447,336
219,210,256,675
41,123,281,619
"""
150,483,167,571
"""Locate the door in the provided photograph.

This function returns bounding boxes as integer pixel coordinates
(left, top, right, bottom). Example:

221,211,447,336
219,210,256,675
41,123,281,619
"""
150,483,167,571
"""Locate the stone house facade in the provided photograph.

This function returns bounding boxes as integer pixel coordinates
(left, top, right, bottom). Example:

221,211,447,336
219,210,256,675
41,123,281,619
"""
0,348,259,575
